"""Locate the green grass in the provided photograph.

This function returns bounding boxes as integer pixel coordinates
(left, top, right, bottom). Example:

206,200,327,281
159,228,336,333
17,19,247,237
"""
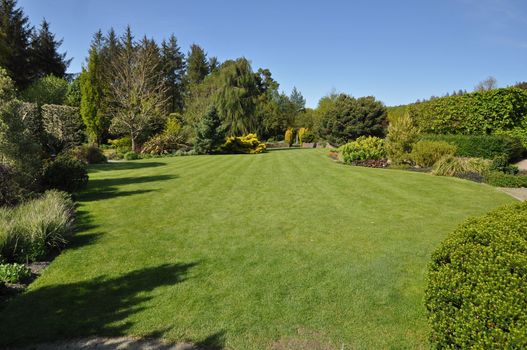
0,149,514,349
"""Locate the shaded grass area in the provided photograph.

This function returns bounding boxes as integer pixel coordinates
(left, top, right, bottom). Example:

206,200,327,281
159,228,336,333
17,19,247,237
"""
0,149,514,349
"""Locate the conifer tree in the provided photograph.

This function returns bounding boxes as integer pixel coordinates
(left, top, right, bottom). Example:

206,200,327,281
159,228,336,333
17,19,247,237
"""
29,19,70,79
186,44,209,85
290,86,306,112
0,0,32,88
80,46,106,144
194,106,225,154
161,34,185,112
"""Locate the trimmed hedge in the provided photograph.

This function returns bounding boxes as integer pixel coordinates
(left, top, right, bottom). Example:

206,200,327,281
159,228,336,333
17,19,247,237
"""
409,87,527,135
426,202,527,348
421,134,524,161
484,171,527,188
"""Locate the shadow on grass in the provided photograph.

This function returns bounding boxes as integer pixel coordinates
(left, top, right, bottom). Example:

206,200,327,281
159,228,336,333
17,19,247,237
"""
89,161,167,172
78,175,177,202
0,263,198,348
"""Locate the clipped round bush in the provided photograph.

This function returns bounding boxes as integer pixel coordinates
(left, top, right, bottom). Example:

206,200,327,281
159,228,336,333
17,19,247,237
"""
124,151,139,160
410,140,457,167
71,144,107,164
41,156,88,193
426,202,527,348
338,136,386,164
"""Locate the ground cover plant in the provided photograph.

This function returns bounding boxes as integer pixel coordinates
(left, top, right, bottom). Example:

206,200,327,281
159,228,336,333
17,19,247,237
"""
0,149,514,349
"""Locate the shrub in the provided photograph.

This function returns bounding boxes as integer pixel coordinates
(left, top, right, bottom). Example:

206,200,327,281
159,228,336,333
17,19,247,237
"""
0,263,31,283
409,87,527,135
70,144,107,164
484,171,527,187
432,156,491,177
319,94,387,146
490,155,519,175
194,107,226,154
410,141,457,167
302,130,317,143
284,128,294,147
41,104,85,153
108,137,132,158
220,134,266,154
338,136,386,164
426,201,527,348
385,112,420,164
41,156,88,193
0,164,26,207
0,190,75,263
421,134,524,161
21,75,68,106
124,151,139,160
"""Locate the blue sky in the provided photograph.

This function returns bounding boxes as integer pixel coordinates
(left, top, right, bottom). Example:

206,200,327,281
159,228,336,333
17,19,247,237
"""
18,0,527,107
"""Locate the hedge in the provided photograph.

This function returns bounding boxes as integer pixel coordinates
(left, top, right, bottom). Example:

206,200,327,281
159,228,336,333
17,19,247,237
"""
408,87,527,135
426,202,527,348
484,171,527,188
421,134,524,161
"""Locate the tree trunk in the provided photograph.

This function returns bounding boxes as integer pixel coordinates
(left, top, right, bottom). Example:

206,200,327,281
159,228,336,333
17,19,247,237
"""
131,132,136,152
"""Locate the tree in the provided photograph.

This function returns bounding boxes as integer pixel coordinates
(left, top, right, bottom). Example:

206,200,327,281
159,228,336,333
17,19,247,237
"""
108,35,168,151
385,112,420,164
209,56,220,73
41,104,84,152
29,19,70,79
215,58,258,135
64,75,81,107
80,46,106,145
474,76,497,91
186,44,209,85
290,86,306,112
319,94,387,146
161,34,186,113
21,74,68,105
0,0,32,89
194,106,225,154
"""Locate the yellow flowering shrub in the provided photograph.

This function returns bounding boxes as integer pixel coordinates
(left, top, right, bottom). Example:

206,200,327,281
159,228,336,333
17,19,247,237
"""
221,134,266,154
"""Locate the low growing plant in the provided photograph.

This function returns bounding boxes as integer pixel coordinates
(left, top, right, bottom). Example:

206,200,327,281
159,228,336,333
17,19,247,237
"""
124,151,139,160
0,263,31,283
484,171,527,188
431,156,491,177
426,201,527,348
70,144,107,164
220,134,266,154
41,156,88,193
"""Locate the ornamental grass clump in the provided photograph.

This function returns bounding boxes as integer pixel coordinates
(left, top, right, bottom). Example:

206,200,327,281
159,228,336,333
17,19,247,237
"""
426,201,527,348
0,190,75,263
431,156,491,177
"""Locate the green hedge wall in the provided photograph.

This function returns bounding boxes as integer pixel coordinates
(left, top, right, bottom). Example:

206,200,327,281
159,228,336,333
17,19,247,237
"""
421,134,524,161
408,87,527,135
426,202,527,348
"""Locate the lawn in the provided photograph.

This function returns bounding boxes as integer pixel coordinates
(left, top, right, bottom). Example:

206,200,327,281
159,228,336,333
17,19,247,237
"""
0,149,514,349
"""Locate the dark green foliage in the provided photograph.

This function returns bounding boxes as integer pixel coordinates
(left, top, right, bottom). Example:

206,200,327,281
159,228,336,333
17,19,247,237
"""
161,34,185,113
302,130,317,143
64,75,81,107
21,74,68,105
186,44,209,85
194,106,225,154
41,104,85,153
289,86,306,112
29,19,70,80
320,94,387,146
0,263,30,283
484,171,527,187
410,140,457,167
70,144,107,164
409,87,527,135
0,0,32,89
0,163,25,206
426,202,527,348
124,151,139,160
421,134,524,161
41,156,88,193
490,155,519,175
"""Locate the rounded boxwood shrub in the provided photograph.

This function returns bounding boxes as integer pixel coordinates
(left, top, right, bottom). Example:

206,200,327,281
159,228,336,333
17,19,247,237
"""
70,144,107,164
41,156,88,193
426,202,527,348
124,151,139,160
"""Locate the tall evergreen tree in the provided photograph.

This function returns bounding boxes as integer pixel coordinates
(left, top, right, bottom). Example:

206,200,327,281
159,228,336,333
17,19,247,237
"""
161,34,185,113
80,46,106,145
290,86,306,112
0,0,32,89
29,19,70,79
208,56,220,73
186,44,209,85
